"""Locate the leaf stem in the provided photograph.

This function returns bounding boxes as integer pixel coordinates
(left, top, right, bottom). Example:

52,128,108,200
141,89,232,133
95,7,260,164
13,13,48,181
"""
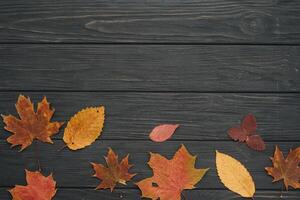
34,141,41,171
57,144,67,152
280,183,284,198
182,192,187,200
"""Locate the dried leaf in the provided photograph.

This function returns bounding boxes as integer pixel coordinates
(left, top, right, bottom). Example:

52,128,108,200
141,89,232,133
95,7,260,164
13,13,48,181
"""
265,146,300,190
149,124,179,142
2,95,64,151
228,113,265,151
91,148,136,191
9,170,56,200
136,144,208,200
216,151,255,198
63,106,105,150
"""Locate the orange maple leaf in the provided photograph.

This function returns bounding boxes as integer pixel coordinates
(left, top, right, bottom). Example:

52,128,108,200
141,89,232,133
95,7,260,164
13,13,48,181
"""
265,146,300,190
9,170,57,200
2,95,64,151
91,148,136,192
136,144,208,200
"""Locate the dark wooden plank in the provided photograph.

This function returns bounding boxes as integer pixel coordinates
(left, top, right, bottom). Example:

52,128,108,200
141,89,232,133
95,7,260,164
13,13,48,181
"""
1,92,300,141
1,45,300,92
0,92,300,140
1,188,300,200
0,140,299,189
0,0,300,43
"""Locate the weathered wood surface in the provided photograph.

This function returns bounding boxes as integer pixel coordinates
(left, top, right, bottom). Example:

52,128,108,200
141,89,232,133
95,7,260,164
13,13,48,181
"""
0,140,299,190
1,188,299,200
1,0,300,199
1,0,300,43
0,92,300,141
0,45,300,92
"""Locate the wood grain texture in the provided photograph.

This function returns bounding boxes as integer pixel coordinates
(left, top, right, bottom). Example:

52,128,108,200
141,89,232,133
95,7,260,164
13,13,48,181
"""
1,45,300,92
1,92,300,141
1,0,300,199
0,140,299,190
0,188,300,200
0,0,300,43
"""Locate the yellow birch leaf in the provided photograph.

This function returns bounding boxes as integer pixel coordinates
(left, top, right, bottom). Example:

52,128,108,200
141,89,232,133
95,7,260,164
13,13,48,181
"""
63,106,105,150
216,150,255,198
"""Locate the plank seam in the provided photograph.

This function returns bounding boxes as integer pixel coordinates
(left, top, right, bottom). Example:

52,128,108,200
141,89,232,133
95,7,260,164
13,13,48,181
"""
0,139,299,142
0,90,299,94
0,186,292,191
1,42,300,46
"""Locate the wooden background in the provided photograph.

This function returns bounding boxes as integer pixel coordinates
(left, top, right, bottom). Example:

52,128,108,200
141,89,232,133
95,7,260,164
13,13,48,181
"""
0,0,300,199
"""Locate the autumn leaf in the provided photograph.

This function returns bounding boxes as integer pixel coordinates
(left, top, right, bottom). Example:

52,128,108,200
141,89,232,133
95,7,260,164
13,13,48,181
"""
2,95,64,151
136,144,208,200
216,151,255,198
149,124,179,142
9,170,56,200
228,113,265,151
63,106,105,150
91,148,136,191
265,145,300,190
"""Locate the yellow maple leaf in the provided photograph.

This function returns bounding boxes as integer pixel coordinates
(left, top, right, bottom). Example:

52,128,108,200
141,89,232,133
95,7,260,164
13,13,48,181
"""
216,150,255,198
63,106,105,150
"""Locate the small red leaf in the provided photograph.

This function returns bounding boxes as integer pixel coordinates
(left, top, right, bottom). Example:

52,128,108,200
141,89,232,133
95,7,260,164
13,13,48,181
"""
242,113,257,134
246,135,266,151
149,124,179,142
228,127,247,142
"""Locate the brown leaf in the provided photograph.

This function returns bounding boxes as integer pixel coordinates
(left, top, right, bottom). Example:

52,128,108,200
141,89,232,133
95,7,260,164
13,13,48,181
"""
136,144,208,200
246,135,265,151
228,113,265,151
9,170,57,200
91,148,136,192
2,95,64,151
265,146,300,190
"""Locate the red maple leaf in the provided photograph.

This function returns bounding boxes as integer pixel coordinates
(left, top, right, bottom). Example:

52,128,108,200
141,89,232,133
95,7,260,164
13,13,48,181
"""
136,145,208,200
228,113,265,151
9,170,57,200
